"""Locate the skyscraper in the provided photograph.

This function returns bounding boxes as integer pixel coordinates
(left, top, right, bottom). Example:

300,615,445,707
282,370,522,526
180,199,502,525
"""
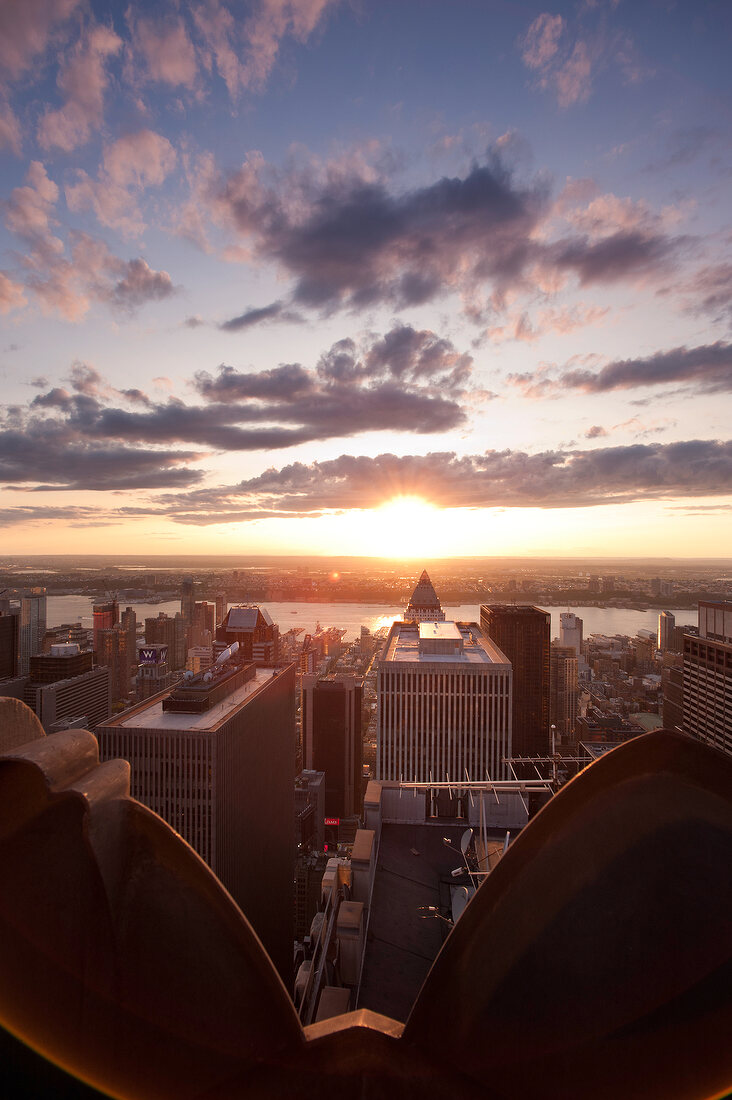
96,658,296,981
181,576,195,636
377,621,512,787
404,570,446,623
480,604,550,758
24,645,111,731
682,600,732,758
0,609,18,679
92,599,118,653
550,644,578,745
216,606,280,664
658,610,675,652
19,588,47,676
303,674,362,819
559,612,583,656
96,626,130,703
145,612,186,670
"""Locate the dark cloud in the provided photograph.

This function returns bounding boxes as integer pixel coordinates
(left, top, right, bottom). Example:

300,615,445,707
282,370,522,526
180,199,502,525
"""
105,258,176,311
152,438,732,523
219,300,302,331
183,315,205,328
560,342,732,394
213,151,548,313
585,425,607,438
0,425,204,490
2,325,475,492
550,228,679,286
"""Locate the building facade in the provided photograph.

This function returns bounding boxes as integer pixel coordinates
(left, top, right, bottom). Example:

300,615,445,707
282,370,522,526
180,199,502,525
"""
19,588,47,676
377,621,512,788
658,611,676,652
96,659,296,981
550,644,578,744
24,651,111,732
559,612,583,656
145,612,187,671
480,604,550,758
683,600,732,758
302,675,362,819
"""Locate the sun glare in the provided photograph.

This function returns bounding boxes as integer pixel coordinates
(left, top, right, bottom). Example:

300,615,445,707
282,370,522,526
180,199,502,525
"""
370,496,446,558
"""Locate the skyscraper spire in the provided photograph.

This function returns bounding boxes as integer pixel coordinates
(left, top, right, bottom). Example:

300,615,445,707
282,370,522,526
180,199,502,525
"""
404,570,446,623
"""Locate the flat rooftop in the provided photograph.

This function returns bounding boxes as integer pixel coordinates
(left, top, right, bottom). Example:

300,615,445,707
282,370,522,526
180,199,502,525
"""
383,621,510,667
101,666,281,733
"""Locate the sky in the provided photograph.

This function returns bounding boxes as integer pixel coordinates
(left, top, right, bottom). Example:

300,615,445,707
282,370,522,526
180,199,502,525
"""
1,0,731,559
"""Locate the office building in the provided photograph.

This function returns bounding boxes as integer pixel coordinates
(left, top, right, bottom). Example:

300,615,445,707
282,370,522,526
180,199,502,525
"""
92,599,118,653
215,592,227,628
216,606,280,664
192,601,215,647
303,675,362,819
661,651,684,730
96,657,296,981
404,570,446,623
135,643,177,700
480,604,550,757
683,600,732,758
145,612,186,670
42,622,91,653
550,644,578,745
295,769,326,852
181,576,195,636
24,646,111,731
97,625,131,702
19,588,47,676
658,611,675,652
377,621,512,791
121,607,137,676
559,612,583,656
0,609,18,679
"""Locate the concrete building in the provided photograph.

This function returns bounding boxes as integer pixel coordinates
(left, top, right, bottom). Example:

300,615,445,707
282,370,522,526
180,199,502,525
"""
135,643,177,700
145,612,186,671
216,606,280,665
92,599,118,653
658,611,675,652
180,576,195,636
480,604,550,758
96,657,296,981
683,600,732,758
24,647,111,732
302,675,362,820
377,621,512,795
42,622,91,653
559,612,583,656
404,570,446,623
19,588,47,676
550,644,578,745
97,625,132,702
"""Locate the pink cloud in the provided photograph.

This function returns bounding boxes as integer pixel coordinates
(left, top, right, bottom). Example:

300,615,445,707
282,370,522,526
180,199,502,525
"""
66,129,176,236
0,272,27,314
0,0,80,82
4,161,63,259
554,40,593,108
0,101,22,155
37,23,122,152
520,13,564,70
129,12,198,88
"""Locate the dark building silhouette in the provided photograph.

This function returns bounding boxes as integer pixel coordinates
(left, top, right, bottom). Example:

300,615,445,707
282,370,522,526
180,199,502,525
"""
181,576,195,640
303,675,362,819
145,611,186,670
480,604,550,757
23,644,111,731
0,610,18,679
96,659,296,982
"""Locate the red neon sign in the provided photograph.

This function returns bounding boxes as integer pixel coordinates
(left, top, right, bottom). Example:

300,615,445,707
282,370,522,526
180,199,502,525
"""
323,817,340,826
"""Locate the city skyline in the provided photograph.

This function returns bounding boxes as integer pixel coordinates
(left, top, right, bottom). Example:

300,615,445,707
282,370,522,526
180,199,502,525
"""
1,1,731,558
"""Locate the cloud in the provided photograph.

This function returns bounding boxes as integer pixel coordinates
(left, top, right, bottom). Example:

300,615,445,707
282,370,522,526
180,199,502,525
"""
219,300,303,331
672,262,732,327
520,14,564,71
208,148,548,314
4,327,471,484
183,315,205,328
152,438,732,522
0,0,81,83
37,23,122,152
128,11,198,88
0,101,22,155
553,342,732,395
66,129,177,236
585,425,607,438
0,272,27,314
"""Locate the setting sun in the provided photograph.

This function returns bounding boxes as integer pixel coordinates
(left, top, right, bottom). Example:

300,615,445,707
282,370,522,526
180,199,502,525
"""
368,497,447,558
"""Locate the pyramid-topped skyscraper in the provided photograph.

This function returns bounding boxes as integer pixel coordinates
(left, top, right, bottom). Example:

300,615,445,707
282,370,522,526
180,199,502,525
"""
404,570,446,623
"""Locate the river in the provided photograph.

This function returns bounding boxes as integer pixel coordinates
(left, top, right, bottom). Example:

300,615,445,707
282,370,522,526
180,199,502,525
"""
47,595,698,641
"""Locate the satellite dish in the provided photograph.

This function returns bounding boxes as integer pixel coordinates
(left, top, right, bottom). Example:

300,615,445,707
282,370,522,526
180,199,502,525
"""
460,827,473,855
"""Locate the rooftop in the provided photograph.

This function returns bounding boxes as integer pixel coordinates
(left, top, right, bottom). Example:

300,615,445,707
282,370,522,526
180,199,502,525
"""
383,621,510,667
406,570,442,610
99,665,281,733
